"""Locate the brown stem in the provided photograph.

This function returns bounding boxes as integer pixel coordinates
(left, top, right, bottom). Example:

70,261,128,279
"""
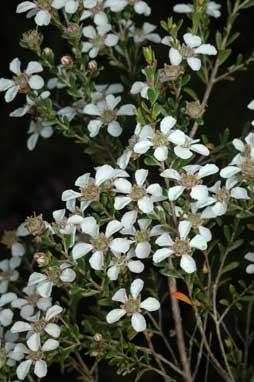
144,331,169,381
168,260,193,382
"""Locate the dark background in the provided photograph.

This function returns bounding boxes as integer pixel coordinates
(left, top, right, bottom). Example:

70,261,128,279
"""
0,1,253,234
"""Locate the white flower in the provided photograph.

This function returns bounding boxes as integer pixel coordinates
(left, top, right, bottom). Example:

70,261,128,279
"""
62,165,129,212
153,221,207,273
11,305,62,344
161,164,219,202
16,1,52,26
28,263,76,297
0,258,21,294
0,58,44,103
121,210,163,258
11,286,52,320
248,100,254,126
130,81,149,99
83,94,135,137
52,0,79,14
82,24,119,58
0,309,14,327
27,120,54,151
107,249,144,280
10,91,50,118
91,83,124,103
106,279,160,332
199,178,250,218
134,117,177,161
162,33,217,71
117,124,151,169
168,130,210,159
72,217,131,271
173,2,221,18
245,252,254,274
10,337,59,380
81,0,108,25
130,23,161,44
181,207,212,242
220,133,254,180
114,169,165,213
105,0,151,16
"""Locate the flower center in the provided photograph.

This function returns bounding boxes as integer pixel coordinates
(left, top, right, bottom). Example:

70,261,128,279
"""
134,230,149,243
0,271,11,281
36,0,51,10
173,239,191,256
1,230,17,248
121,297,140,315
14,74,30,94
240,158,254,179
130,185,146,201
180,45,194,59
187,213,203,228
27,293,40,305
179,174,200,189
216,188,230,203
101,109,117,124
27,350,44,362
92,34,106,49
91,234,110,252
81,183,99,201
32,319,46,333
153,131,169,147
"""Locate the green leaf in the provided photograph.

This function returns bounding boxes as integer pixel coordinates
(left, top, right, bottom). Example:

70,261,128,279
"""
221,262,239,275
219,299,230,306
216,31,222,49
183,87,198,100
147,88,159,104
218,49,232,65
240,0,254,9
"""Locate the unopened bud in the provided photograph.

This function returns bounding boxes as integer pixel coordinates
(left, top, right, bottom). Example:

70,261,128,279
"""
160,64,183,81
21,30,43,51
34,252,50,267
185,100,205,120
43,47,53,56
88,60,98,71
94,333,103,342
61,55,73,67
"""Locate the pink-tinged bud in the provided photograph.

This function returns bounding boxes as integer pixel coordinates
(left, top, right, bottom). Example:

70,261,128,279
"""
61,55,73,67
34,252,50,267
88,60,98,71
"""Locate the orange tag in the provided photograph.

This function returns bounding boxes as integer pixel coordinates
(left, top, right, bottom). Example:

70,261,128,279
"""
171,292,192,305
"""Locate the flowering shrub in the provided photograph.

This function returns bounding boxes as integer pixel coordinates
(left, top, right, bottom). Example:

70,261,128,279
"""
1,1,254,381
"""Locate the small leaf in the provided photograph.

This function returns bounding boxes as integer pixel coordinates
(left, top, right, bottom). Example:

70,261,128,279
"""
218,49,232,65
221,262,239,275
171,291,192,305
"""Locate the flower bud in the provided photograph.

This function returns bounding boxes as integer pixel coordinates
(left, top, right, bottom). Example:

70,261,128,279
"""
88,60,98,71
21,30,43,52
185,100,205,120
25,213,46,236
160,64,183,81
34,252,50,267
94,333,103,342
61,56,73,67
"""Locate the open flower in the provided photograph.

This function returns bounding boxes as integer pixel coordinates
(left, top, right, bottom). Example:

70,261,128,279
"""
199,178,250,218
1,230,25,257
27,120,54,151
162,33,217,71
0,258,21,294
11,305,62,344
173,2,221,18
83,94,135,137
134,116,177,161
106,279,160,332
153,221,207,273
130,22,161,44
10,337,59,380
114,169,165,213
52,0,79,14
72,217,131,271
121,210,163,258
28,264,76,298
107,249,144,280
16,1,53,26
161,164,219,202
11,286,52,320
104,0,151,16
62,165,129,212
81,0,108,25
169,130,210,159
82,24,119,58
0,58,44,103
